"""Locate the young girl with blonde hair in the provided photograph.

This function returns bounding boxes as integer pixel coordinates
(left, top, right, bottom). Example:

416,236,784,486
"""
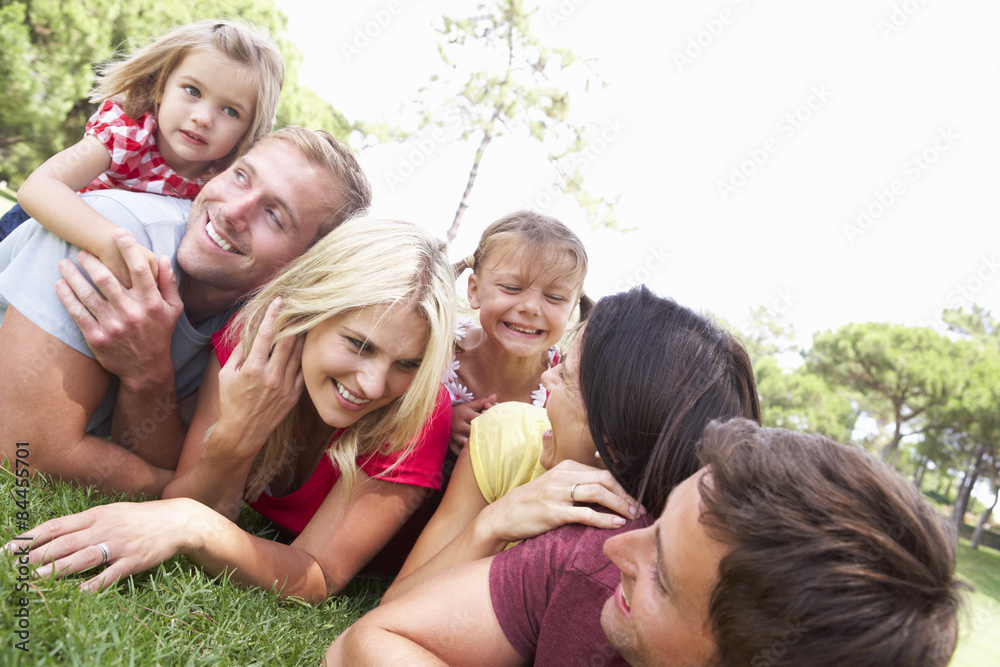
1,19,284,285
447,210,593,452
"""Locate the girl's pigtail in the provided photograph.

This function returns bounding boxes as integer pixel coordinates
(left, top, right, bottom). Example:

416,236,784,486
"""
578,292,594,322
452,254,476,277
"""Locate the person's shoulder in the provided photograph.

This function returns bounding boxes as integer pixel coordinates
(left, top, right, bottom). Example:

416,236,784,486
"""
476,401,547,429
80,190,191,227
542,517,652,572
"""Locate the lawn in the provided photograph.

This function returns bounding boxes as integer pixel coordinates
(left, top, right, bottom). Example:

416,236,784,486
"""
951,538,1000,667
0,467,389,666
3,465,998,665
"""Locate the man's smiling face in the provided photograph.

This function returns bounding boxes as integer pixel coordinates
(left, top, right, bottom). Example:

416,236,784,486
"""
177,137,342,299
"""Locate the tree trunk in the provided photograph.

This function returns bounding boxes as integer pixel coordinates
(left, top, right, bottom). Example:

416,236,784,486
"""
879,418,904,465
913,461,926,490
444,106,502,249
952,445,985,534
971,485,998,550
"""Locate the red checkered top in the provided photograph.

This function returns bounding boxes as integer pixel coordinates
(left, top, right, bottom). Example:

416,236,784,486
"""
79,100,210,199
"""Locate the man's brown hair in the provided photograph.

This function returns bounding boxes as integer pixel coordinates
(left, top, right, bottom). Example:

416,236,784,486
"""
698,419,962,667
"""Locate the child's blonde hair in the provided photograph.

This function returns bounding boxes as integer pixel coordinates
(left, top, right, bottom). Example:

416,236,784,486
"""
90,19,284,170
227,218,457,501
454,210,593,319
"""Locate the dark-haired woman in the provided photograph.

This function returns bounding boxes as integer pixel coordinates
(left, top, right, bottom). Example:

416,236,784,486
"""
383,285,760,602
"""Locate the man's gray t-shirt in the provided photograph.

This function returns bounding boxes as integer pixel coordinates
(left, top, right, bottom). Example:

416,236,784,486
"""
0,189,232,435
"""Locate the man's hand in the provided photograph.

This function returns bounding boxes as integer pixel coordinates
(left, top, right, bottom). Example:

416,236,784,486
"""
54,228,182,392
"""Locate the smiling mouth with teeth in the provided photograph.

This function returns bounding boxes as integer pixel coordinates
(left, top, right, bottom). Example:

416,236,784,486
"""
504,322,543,335
335,380,370,405
206,221,240,254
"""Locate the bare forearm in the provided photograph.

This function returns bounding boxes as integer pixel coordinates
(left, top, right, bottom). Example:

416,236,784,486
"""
383,511,506,603
19,177,121,258
187,519,332,602
162,425,260,519
21,433,173,498
111,379,185,471
326,625,449,666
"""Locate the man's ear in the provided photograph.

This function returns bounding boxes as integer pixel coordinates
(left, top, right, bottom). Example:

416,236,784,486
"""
468,273,481,309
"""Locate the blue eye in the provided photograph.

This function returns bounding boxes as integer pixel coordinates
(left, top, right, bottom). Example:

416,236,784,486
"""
184,85,201,98
266,208,283,230
223,106,240,119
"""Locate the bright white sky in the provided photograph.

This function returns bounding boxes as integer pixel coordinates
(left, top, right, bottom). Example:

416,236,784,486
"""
276,0,998,344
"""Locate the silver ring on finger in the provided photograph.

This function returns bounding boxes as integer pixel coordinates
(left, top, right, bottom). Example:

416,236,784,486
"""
570,483,581,503
95,543,111,566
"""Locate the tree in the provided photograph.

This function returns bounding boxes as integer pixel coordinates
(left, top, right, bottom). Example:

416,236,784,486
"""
971,473,999,550
807,323,968,465
735,307,857,442
0,0,350,188
379,0,617,246
934,307,1000,536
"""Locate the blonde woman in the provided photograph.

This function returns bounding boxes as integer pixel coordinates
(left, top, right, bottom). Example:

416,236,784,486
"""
8,218,457,602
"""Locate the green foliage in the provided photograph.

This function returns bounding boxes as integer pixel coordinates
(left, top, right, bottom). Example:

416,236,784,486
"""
731,306,859,443
808,322,969,462
0,466,388,664
0,0,351,189
373,0,617,244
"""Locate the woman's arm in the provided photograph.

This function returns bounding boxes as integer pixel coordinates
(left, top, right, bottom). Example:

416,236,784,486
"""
384,460,640,604
326,557,526,667
382,445,491,602
13,470,426,602
18,135,156,287
163,298,303,518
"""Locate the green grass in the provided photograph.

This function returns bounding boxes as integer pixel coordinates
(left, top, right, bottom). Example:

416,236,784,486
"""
0,466,389,666
951,538,1000,667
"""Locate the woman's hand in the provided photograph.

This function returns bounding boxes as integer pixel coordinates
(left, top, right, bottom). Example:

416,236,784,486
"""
475,460,643,546
3,498,209,593
214,297,304,460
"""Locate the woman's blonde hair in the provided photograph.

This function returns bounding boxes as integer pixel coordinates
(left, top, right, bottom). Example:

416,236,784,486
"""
227,218,457,500
90,19,284,170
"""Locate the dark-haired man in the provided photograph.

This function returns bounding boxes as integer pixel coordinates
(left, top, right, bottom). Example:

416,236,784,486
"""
327,419,961,667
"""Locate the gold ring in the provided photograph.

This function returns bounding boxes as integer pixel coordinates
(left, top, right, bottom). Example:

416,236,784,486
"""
571,483,581,503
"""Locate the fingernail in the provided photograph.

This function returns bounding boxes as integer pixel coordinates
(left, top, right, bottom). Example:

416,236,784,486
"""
612,516,626,527
629,505,638,517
